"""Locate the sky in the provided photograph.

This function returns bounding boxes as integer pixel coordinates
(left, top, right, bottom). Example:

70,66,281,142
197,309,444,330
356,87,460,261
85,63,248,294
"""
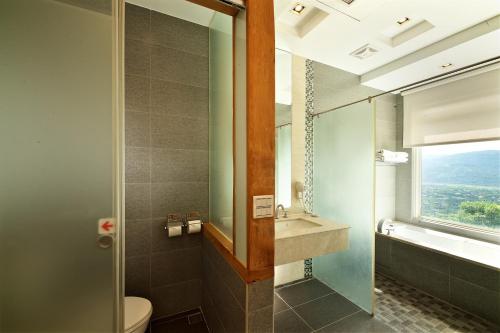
422,140,500,156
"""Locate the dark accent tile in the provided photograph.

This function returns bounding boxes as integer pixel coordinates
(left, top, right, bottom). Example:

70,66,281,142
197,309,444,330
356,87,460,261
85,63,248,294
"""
125,112,150,147
125,147,150,183
274,309,311,333
203,237,246,309
151,218,201,253
151,247,201,287
450,258,500,292
203,246,245,332
375,234,392,269
125,183,151,219
276,279,334,307
150,279,202,319
150,113,208,150
125,219,151,257
391,259,450,302
274,294,290,313
125,39,151,77
150,11,208,57
392,240,450,274
125,3,150,42
125,255,150,298
151,45,208,88
248,305,273,333
151,182,208,218
201,287,226,333
294,293,361,330
150,79,208,119
125,75,150,113
248,278,274,312
318,311,395,333
450,277,500,325
151,148,208,183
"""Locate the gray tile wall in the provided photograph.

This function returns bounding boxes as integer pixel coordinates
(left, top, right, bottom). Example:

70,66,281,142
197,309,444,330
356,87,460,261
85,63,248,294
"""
202,237,274,333
375,234,500,324
124,3,208,319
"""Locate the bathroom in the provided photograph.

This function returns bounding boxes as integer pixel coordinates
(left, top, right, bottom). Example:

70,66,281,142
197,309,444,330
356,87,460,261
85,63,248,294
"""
0,0,499,333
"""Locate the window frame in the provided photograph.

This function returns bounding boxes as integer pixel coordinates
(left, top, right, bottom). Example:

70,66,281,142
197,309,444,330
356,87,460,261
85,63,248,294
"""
411,146,500,244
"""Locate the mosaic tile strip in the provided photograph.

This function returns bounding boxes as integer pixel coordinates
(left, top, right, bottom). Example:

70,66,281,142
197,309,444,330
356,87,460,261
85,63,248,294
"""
375,273,499,333
304,59,314,214
304,59,314,279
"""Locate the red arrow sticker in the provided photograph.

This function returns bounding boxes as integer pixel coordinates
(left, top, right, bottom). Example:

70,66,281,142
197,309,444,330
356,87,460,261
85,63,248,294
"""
98,218,116,235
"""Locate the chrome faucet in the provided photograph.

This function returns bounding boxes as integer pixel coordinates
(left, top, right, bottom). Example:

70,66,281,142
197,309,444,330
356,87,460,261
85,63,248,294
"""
275,204,288,219
386,224,395,236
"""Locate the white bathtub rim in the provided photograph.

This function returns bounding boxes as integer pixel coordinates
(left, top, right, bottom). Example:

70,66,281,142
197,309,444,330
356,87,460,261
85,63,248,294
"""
377,221,500,271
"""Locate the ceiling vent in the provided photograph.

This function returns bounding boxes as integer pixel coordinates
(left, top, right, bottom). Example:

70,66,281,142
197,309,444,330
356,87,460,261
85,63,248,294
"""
350,44,378,60
341,0,355,4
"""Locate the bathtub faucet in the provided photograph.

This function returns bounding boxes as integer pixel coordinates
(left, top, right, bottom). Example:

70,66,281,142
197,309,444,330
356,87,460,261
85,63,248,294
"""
386,224,395,236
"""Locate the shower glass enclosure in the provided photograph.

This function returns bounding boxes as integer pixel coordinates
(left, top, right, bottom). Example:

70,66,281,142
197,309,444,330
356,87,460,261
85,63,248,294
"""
312,100,376,313
0,0,122,331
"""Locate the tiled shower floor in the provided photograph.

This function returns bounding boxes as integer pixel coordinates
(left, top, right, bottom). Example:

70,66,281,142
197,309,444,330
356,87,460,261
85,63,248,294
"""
375,273,499,333
274,274,499,333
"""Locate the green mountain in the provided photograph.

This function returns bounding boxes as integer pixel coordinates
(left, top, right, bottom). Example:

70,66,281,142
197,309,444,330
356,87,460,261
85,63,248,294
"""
422,150,500,187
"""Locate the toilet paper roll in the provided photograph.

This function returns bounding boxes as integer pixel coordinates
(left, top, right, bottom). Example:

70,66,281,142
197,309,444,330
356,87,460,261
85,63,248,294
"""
168,225,182,237
187,223,201,234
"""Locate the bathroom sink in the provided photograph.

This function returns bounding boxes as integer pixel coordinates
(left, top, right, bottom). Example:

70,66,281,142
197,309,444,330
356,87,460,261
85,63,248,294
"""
275,218,321,233
275,215,349,266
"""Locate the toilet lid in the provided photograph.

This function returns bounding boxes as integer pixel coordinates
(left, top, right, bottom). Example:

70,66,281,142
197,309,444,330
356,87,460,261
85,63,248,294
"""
124,297,152,331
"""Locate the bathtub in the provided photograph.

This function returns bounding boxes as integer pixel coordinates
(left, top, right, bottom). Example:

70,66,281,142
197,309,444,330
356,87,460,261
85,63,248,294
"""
378,221,500,269
376,221,500,324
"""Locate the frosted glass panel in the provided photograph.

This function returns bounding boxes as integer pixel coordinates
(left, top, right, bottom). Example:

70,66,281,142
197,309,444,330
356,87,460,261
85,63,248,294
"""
0,0,116,331
312,101,375,313
276,125,292,207
209,13,233,239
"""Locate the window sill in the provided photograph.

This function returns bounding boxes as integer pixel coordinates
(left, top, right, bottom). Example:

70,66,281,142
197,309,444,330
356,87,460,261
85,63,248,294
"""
416,217,500,244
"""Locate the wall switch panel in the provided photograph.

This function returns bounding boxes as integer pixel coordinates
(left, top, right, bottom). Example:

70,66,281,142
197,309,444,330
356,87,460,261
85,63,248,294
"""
253,195,274,219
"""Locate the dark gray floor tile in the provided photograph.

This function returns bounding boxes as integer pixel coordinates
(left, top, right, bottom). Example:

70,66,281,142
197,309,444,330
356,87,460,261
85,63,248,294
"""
274,309,312,333
274,294,290,313
276,279,334,307
152,316,209,333
317,311,395,333
294,293,360,330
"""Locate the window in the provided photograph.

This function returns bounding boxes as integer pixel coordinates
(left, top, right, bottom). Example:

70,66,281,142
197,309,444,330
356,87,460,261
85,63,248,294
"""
417,140,500,231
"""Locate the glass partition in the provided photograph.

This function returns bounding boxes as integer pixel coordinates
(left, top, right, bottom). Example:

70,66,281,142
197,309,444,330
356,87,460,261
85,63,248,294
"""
312,101,375,313
0,0,118,331
209,12,233,239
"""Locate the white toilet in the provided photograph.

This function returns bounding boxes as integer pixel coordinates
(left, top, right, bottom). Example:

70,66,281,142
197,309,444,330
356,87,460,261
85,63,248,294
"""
125,297,152,333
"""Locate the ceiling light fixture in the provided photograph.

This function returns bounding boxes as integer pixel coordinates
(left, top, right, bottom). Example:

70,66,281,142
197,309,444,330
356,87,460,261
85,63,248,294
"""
342,0,355,4
292,3,306,14
397,17,410,25
441,63,453,69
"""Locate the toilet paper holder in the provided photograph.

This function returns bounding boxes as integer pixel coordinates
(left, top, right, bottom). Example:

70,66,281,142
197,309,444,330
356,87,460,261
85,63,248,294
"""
165,212,204,237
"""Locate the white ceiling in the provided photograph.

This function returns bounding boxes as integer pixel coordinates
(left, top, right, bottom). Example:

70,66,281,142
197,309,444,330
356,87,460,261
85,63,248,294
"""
275,0,500,91
126,0,214,26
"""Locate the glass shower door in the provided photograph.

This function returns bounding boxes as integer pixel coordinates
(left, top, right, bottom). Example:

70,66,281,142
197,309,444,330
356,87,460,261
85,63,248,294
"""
0,0,121,331
312,101,375,313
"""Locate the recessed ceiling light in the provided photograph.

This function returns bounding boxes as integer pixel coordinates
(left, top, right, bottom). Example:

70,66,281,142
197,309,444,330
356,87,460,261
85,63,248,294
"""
292,3,306,14
441,63,453,69
397,17,410,25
